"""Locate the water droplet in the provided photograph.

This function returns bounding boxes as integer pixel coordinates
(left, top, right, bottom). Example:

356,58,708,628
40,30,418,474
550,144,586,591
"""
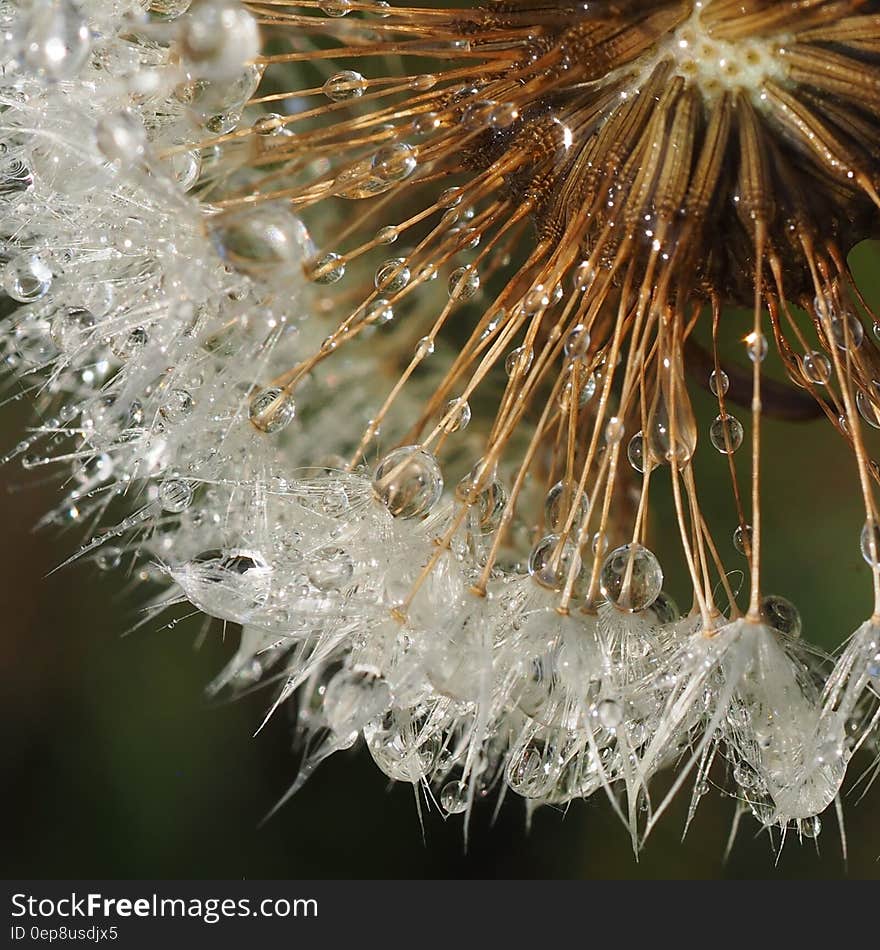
251,112,291,137
3,254,52,302
709,369,729,396
448,265,479,300
321,0,351,16
159,388,193,422
323,69,366,100
371,142,416,182
596,698,623,729
761,594,801,637
860,520,880,568
573,260,595,291
308,546,354,591
374,257,410,293
440,780,469,814
564,324,591,359
505,345,533,378
801,351,831,385
733,523,752,556
528,534,582,590
19,0,92,80
709,412,744,454
437,187,461,209
373,445,443,518
366,297,393,325
745,332,767,363
627,431,649,473
441,397,471,433
648,590,680,624
488,101,519,127
600,543,663,612
415,336,434,359
212,205,314,280
647,396,696,466
475,479,507,534
856,389,880,429
180,0,260,82
159,478,194,513
375,226,399,244
95,546,122,571
524,282,561,313
604,416,625,445
324,667,390,737
50,307,95,351
544,481,589,530
110,326,148,360
826,309,864,350
95,112,147,164
506,740,561,798
249,387,296,433
310,252,346,284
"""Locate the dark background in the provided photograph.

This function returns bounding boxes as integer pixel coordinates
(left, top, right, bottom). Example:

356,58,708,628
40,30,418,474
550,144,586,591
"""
3,247,880,880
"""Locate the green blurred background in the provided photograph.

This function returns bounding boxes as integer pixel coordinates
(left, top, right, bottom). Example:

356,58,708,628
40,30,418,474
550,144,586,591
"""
2,246,880,881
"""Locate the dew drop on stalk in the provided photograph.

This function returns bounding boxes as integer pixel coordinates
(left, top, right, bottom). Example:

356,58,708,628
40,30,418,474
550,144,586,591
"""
528,534,582,590
709,369,729,397
311,252,346,284
375,226,399,244
734,524,752,556
604,416,625,446
321,0,351,17
448,265,479,300
457,464,507,534
249,387,296,433
600,543,663,612
505,345,533,377
373,445,443,519
441,397,471,433
251,113,289,137
179,1,260,81
745,332,767,363
860,520,880,568
414,336,434,359
826,310,864,351
323,70,366,101
544,481,589,531
212,205,314,280
856,389,880,429
801,351,831,385
367,298,393,325
374,258,410,293
95,112,147,164
564,324,591,359
51,307,95,350
573,260,595,291
627,431,648,473
709,412,744,454
371,142,416,183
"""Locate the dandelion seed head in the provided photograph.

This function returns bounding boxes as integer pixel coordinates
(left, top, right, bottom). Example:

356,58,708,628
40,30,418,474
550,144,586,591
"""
3,0,880,853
